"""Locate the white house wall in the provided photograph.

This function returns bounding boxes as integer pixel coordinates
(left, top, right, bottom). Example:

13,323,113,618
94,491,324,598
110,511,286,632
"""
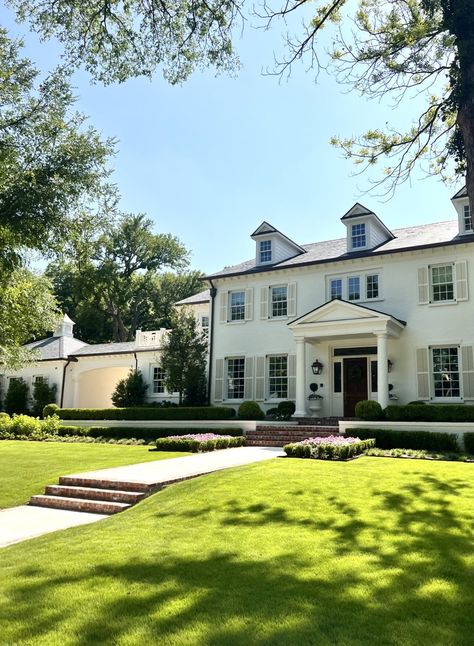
211,240,474,415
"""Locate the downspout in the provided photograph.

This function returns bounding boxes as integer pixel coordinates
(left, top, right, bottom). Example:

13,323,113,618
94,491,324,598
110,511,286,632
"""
207,280,217,405
134,352,138,371
60,359,71,408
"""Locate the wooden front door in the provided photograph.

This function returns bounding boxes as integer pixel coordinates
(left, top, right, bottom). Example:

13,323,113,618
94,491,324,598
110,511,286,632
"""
343,357,368,417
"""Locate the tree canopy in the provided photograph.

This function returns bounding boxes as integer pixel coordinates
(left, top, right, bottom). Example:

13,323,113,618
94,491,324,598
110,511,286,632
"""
9,0,474,200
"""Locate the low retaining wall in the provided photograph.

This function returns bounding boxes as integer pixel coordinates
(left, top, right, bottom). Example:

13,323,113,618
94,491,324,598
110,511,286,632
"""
60,419,257,432
339,420,473,450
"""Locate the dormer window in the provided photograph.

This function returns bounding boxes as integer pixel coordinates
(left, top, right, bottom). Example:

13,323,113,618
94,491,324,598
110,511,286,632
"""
259,240,272,263
351,223,367,249
464,204,472,232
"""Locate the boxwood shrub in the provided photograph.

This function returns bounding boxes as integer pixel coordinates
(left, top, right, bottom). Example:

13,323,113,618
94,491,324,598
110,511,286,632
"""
51,406,236,421
355,400,384,421
463,432,474,454
345,428,459,452
156,435,245,452
237,401,265,420
385,403,474,422
284,438,374,460
58,426,243,441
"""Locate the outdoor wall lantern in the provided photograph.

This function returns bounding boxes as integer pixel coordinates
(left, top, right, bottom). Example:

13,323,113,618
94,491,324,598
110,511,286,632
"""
311,359,324,375
388,359,393,373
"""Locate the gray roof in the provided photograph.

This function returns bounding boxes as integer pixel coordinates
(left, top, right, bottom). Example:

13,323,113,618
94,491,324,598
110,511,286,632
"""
26,336,88,361
72,342,137,356
175,289,210,305
206,220,466,279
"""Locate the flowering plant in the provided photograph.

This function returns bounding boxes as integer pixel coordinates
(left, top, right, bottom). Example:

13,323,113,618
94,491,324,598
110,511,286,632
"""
284,435,375,460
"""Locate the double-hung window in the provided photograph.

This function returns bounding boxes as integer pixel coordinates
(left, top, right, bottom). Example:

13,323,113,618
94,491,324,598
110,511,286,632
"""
327,272,381,301
351,223,366,249
271,285,288,317
268,355,288,399
431,264,454,302
348,276,361,301
152,367,165,394
226,357,245,399
432,347,460,398
366,274,379,299
229,291,245,321
330,278,342,300
259,240,272,263
464,205,472,232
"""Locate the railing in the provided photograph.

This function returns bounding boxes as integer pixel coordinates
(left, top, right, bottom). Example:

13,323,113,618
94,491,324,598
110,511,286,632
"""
135,329,167,348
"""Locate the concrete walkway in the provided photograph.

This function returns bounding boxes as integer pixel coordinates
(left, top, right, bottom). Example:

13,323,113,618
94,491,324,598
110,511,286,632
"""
0,446,283,548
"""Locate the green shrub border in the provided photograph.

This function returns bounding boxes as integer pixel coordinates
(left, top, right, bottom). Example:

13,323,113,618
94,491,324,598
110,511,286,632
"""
155,436,245,452
46,406,236,421
284,439,374,460
345,428,459,452
463,432,474,454
58,426,243,441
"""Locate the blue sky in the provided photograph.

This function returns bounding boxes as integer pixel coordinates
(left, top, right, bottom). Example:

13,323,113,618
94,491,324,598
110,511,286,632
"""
2,3,461,274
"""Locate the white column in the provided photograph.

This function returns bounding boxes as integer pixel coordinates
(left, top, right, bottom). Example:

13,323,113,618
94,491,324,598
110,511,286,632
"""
294,337,306,417
376,332,389,409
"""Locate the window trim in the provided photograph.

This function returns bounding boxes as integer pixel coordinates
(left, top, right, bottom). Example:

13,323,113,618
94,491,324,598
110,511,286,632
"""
225,356,245,401
351,222,367,250
429,263,455,304
228,290,246,322
464,204,472,232
267,354,289,401
327,271,382,302
259,239,272,264
151,365,166,395
269,284,288,319
430,345,462,401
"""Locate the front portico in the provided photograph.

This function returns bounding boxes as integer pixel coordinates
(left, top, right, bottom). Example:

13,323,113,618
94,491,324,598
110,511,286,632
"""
288,300,406,417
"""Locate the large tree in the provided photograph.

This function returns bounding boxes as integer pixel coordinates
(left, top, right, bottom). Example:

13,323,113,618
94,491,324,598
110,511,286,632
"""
47,212,204,342
9,0,474,200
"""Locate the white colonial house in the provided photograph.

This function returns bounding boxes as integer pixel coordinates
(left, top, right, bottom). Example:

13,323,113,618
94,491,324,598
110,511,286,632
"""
204,188,474,417
0,295,210,409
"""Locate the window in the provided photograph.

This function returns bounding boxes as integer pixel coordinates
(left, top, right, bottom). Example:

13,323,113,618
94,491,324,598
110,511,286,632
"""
351,223,366,249
226,357,245,399
333,362,342,393
330,278,342,300
348,276,361,301
431,264,454,302
464,205,472,232
33,375,48,385
201,315,209,329
268,355,288,399
371,361,378,393
366,274,379,299
271,285,288,317
229,291,245,321
259,240,272,263
152,367,165,394
432,347,460,398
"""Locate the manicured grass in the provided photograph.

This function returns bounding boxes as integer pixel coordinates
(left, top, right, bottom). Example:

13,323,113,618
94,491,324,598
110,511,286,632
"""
1,457,473,645
0,441,189,508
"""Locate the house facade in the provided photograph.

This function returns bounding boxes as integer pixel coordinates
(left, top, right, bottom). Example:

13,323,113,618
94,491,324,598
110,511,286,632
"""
205,189,474,417
0,296,210,410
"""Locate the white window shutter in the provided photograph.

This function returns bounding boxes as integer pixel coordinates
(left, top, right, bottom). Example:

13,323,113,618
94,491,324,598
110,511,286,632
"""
245,288,254,321
255,356,266,401
244,357,254,400
461,346,474,399
287,282,297,317
456,261,468,301
214,358,224,401
416,348,430,400
219,292,228,323
260,287,269,319
417,267,429,305
288,354,296,400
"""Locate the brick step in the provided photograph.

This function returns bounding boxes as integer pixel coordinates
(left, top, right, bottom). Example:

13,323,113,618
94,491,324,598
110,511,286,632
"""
256,426,338,432
45,484,146,504
59,476,152,493
29,494,130,515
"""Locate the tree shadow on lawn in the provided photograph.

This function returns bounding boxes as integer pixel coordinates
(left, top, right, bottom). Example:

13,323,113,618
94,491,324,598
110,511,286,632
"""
2,467,473,646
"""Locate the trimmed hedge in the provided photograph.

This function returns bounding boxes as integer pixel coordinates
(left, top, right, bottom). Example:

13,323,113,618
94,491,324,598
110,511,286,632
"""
156,435,245,452
50,406,236,421
58,426,243,441
345,428,459,452
355,400,384,421
284,438,374,460
385,403,474,422
237,401,265,421
464,432,474,454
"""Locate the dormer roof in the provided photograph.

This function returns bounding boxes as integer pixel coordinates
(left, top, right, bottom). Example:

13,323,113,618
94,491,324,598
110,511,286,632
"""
452,186,467,200
250,221,307,256
341,202,395,241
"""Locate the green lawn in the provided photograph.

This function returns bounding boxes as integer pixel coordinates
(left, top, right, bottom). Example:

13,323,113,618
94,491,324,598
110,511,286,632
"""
0,440,188,508
1,457,473,645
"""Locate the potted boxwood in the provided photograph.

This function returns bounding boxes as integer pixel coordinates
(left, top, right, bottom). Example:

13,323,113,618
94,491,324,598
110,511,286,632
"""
308,383,323,417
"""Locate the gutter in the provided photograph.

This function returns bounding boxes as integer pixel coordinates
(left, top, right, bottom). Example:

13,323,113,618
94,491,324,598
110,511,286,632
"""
207,279,217,405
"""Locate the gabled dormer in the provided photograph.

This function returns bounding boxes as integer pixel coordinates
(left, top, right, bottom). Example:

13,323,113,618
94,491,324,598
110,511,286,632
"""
251,221,306,267
341,203,394,253
451,186,472,235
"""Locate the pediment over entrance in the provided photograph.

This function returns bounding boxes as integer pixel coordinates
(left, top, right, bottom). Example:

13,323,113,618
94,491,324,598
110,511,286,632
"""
288,299,406,340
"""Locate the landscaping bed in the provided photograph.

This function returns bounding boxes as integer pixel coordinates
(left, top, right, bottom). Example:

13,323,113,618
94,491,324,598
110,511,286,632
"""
155,433,245,452
284,435,374,460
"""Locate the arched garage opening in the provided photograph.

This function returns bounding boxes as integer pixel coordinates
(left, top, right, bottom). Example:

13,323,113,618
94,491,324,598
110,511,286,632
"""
75,366,132,408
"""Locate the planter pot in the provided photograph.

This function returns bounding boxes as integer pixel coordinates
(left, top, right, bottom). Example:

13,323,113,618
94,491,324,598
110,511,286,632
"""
308,399,322,418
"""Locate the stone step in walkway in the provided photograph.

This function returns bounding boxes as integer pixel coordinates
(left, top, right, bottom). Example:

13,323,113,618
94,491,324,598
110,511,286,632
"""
246,426,338,447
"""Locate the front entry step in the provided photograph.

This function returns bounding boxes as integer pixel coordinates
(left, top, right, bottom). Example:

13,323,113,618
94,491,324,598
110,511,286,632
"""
246,425,339,447
45,485,146,505
29,495,129,515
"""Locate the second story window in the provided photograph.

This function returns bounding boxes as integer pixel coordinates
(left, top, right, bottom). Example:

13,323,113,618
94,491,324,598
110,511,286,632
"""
366,274,379,299
464,205,472,232
259,240,272,263
229,291,245,321
271,285,288,317
431,264,454,302
348,276,361,301
351,223,366,249
330,278,342,299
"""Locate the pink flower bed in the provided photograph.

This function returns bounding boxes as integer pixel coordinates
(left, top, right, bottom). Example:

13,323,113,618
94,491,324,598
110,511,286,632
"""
165,433,234,441
297,435,363,446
